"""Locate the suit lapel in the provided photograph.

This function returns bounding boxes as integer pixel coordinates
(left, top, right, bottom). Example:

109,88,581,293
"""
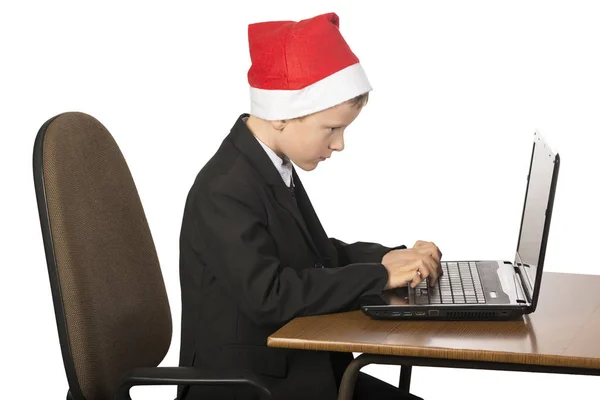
271,184,322,262
292,169,338,269
229,114,323,263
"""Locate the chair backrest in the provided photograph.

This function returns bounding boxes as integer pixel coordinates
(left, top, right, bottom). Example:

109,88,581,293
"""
33,112,172,400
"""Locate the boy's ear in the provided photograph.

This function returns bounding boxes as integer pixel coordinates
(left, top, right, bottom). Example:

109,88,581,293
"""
270,120,287,131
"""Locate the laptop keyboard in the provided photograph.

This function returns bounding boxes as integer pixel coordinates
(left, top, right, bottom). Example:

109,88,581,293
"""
414,262,487,304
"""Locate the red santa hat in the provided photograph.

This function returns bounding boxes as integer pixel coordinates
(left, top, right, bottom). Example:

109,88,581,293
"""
247,12,372,120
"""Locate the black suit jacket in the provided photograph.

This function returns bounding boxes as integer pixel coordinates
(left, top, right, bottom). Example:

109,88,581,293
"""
177,114,405,400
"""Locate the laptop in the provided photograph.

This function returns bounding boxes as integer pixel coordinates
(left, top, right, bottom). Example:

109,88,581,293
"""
361,130,560,321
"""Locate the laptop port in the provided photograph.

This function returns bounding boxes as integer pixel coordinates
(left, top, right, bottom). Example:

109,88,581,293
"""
415,311,426,316
402,312,413,316
429,310,440,316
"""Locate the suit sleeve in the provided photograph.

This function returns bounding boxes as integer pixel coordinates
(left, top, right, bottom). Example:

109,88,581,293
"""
329,238,407,266
191,179,389,326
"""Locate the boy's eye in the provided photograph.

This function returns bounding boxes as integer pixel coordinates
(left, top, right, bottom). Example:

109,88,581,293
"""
328,127,337,133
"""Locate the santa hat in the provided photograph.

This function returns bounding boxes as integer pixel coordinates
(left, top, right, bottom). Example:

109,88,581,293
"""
247,12,372,121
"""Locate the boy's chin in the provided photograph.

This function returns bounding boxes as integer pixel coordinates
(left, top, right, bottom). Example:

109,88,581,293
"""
295,159,320,171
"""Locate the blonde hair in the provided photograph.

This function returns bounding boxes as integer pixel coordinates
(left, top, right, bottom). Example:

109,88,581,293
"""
347,91,370,108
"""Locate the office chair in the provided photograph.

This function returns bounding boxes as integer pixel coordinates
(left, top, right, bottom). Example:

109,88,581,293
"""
32,111,272,400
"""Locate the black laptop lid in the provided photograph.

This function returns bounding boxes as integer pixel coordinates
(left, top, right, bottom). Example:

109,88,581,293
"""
514,131,560,313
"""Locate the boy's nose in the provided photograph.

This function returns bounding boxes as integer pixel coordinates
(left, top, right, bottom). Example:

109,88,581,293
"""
329,135,345,152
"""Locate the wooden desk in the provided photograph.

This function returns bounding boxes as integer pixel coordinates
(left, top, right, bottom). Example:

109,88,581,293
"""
268,272,600,399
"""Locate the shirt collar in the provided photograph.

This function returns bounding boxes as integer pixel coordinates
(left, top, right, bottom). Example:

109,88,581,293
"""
254,135,294,187
244,117,294,187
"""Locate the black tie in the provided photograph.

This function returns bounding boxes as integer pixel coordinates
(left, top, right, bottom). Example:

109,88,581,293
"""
288,184,296,200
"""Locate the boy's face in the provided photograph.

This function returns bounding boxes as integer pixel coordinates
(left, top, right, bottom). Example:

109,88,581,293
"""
272,101,363,171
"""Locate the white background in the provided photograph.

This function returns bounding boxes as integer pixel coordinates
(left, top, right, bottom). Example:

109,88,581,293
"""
2,1,599,399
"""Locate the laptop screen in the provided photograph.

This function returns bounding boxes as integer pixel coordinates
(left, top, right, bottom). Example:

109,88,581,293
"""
515,132,558,290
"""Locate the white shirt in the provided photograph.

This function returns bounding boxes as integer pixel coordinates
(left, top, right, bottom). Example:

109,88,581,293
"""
244,117,294,188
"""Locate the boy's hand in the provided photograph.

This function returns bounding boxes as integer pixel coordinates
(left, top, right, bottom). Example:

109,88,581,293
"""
381,241,443,289
412,240,442,265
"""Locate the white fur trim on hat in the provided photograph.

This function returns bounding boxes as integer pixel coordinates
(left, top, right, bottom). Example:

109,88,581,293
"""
249,63,372,121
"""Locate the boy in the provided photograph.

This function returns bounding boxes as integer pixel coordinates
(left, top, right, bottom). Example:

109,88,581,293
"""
178,12,442,400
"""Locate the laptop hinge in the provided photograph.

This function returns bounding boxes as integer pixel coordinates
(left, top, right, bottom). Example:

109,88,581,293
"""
513,264,532,304
514,252,534,303
513,271,528,304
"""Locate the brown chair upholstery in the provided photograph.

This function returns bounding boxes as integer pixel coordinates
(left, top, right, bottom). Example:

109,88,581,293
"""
33,112,271,400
